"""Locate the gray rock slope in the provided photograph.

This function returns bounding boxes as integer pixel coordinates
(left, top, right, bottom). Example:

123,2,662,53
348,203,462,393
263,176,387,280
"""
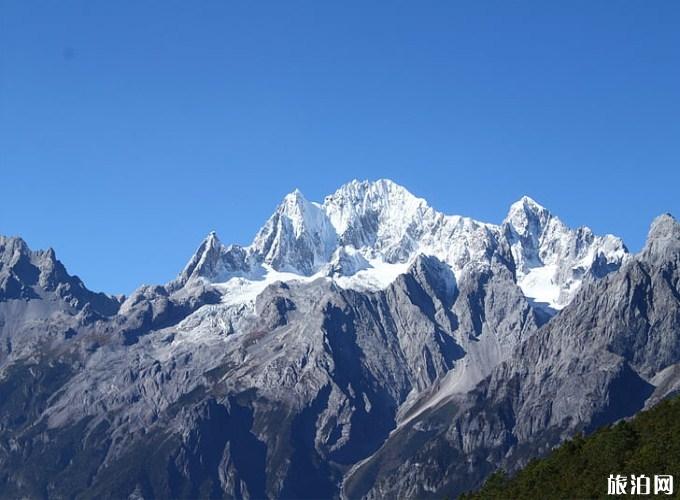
344,214,680,499
0,180,650,500
0,241,538,499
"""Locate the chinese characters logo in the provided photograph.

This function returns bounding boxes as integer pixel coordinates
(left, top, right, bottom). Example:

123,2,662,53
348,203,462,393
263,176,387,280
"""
608,474,674,496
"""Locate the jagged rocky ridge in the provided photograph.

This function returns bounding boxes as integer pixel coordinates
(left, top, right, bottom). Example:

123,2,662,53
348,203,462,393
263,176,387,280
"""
176,180,626,311
0,180,661,500
343,214,680,499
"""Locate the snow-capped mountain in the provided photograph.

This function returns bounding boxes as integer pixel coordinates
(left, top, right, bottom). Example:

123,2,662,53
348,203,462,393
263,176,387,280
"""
5,180,668,500
180,179,627,310
503,195,627,308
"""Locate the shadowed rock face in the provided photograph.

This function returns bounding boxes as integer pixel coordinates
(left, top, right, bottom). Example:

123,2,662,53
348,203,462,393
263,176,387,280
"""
344,215,680,500
0,235,120,313
0,236,122,367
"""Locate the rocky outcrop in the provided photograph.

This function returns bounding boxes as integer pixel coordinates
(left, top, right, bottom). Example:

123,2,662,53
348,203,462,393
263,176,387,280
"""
344,215,680,500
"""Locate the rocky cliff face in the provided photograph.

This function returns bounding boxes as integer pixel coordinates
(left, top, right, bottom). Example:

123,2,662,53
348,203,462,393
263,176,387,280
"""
344,214,680,500
0,180,650,500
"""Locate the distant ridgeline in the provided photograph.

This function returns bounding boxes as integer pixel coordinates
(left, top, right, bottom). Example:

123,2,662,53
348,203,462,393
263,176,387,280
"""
461,396,680,499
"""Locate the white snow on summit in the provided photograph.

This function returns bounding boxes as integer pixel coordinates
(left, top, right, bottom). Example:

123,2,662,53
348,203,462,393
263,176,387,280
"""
503,195,627,308
177,180,627,312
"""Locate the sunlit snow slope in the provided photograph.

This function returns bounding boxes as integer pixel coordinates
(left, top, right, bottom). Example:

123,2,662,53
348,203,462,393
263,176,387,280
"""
176,179,627,313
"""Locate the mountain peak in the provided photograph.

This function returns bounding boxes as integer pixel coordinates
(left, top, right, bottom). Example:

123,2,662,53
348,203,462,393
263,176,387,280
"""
0,235,31,264
206,230,220,245
322,179,428,243
503,195,553,242
643,213,680,262
283,187,306,203
251,188,337,274
0,234,119,313
276,188,320,239
501,196,627,309
519,194,541,204
648,213,678,237
506,195,550,220
177,231,227,285
327,178,418,203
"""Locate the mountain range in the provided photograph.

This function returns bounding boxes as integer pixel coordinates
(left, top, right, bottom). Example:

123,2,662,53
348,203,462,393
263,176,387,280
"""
1,179,677,499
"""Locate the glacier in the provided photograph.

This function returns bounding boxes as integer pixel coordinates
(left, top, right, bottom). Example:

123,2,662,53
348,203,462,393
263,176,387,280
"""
179,179,627,315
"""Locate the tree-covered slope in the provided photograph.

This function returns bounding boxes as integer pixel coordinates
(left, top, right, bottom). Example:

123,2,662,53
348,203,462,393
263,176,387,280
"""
461,395,680,499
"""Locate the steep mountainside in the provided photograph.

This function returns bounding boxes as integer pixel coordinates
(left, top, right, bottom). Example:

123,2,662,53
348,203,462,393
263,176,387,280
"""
344,214,680,499
0,180,648,499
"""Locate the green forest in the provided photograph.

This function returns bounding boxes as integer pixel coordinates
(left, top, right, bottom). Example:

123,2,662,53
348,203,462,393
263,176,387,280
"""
461,396,680,499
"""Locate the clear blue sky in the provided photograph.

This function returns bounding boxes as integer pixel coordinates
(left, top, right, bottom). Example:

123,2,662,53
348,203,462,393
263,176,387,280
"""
1,1,679,294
